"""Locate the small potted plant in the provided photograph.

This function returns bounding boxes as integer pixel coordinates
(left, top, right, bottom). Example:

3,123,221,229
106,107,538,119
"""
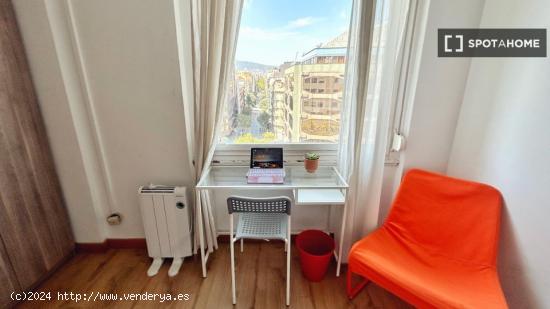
304,152,320,173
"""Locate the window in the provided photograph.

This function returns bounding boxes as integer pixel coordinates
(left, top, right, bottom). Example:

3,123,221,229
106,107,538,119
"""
214,0,419,168
219,0,353,144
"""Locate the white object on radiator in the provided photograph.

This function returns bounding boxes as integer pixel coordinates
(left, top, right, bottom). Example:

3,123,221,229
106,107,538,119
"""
138,185,192,277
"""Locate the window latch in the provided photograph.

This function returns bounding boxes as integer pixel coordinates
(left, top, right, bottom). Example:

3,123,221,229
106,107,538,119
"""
391,131,405,152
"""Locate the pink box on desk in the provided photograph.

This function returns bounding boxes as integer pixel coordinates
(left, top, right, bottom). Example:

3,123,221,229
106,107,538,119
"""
247,175,284,184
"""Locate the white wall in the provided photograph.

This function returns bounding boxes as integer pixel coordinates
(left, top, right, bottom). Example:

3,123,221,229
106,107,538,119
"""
13,0,108,242
379,0,486,222
400,0,485,173
66,0,195,239
447,0,550,307
13,0,195,241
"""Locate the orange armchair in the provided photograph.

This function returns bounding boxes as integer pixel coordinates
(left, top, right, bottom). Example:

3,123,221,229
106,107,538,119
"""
347,169,508,308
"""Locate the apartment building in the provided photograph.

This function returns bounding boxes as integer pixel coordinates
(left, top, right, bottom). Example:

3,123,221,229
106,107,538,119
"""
284,33,347,142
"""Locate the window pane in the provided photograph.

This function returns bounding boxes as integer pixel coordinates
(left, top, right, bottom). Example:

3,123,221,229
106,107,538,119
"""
220,0,352,144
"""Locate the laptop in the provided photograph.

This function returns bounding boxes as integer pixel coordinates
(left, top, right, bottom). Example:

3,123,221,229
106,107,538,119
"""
246,148,285,184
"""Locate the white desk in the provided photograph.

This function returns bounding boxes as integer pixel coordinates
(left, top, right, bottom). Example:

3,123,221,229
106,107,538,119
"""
196,166,349,278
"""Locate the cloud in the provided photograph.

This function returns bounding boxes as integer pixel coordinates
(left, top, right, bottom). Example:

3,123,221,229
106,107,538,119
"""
239,16,324,42
237,15,327,64
286,16,323,29
240,26,296,41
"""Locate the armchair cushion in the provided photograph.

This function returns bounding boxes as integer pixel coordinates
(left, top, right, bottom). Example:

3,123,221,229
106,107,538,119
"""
348,169,508,308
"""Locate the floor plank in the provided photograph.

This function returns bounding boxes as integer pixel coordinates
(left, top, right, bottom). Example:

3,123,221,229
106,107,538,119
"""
17,243,412,308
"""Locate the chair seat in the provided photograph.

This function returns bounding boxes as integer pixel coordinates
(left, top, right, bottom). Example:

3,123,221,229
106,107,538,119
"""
236,213,288,241
349,227,508,309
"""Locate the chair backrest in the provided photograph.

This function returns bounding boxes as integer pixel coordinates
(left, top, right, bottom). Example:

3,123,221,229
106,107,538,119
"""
383,169,502,267
227,196,292,215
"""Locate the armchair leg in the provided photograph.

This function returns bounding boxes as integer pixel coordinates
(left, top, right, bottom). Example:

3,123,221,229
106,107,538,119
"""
347,269,369,299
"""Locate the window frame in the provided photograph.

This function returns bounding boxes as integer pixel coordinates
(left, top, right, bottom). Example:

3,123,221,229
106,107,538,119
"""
215,0,421,167
212,143,338,166
385,0,421,165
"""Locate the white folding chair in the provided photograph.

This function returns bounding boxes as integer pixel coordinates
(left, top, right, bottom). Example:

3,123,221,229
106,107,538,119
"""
227,196,292,306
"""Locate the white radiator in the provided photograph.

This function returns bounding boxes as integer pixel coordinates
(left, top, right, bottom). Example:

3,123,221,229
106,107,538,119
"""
138,185,192,277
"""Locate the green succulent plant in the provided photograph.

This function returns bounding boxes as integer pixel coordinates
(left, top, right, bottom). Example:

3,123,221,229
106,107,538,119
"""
305,152,320,160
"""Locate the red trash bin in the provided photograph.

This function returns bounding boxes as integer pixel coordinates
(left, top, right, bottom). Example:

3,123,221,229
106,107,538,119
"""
296,230,335,282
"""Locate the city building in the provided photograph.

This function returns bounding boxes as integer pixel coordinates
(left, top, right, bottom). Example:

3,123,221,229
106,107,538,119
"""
283,32,347,142
266,69,287,141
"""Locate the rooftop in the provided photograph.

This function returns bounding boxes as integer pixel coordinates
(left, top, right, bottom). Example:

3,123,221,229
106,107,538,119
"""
300,32,348,62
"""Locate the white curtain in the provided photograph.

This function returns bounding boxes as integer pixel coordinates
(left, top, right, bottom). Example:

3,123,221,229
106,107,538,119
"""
338,0,410,260
182,0,243,253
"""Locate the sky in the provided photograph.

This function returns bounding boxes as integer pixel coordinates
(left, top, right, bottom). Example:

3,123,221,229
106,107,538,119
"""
236,0,353,66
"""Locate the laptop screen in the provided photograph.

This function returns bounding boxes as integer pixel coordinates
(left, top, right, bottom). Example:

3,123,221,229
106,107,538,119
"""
250,148,283,168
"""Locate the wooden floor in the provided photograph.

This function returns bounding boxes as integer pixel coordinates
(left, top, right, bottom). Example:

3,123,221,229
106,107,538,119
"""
17,242,411,308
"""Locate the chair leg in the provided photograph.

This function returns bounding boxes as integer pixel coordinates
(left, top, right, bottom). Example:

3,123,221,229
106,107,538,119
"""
230,214,236,304
347,269,369,299
286,216,291,306
240,238,243,253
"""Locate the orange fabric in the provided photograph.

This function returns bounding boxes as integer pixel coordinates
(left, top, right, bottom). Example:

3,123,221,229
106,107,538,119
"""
348,169,508,309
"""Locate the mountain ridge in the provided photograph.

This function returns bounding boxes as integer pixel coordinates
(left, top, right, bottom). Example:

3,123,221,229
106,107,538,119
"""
236,60,274,72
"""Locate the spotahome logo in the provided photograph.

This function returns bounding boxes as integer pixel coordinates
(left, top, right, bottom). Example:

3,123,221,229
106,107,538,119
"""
438,29,546,57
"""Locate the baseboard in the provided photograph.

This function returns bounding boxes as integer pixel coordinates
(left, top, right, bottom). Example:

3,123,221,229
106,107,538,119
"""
77,234,333,252
75,241,108,253
75,238,146,253
107,238,147,249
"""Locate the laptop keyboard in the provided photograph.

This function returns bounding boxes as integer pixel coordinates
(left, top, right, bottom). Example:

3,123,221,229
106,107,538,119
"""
246,168,285,184
247,168,286,177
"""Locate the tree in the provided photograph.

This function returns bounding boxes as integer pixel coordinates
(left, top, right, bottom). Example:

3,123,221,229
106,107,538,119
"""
237,113,251,128
233,132,276,144
245,93,257,108
234,133,256,144
257,111,272,131
256,76,266,92
259,98,270,112
242,105,252,115
260,132,276,143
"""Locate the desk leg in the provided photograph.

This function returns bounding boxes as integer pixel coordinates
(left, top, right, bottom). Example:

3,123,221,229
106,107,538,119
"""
196,188,207,278
336,195,348,277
